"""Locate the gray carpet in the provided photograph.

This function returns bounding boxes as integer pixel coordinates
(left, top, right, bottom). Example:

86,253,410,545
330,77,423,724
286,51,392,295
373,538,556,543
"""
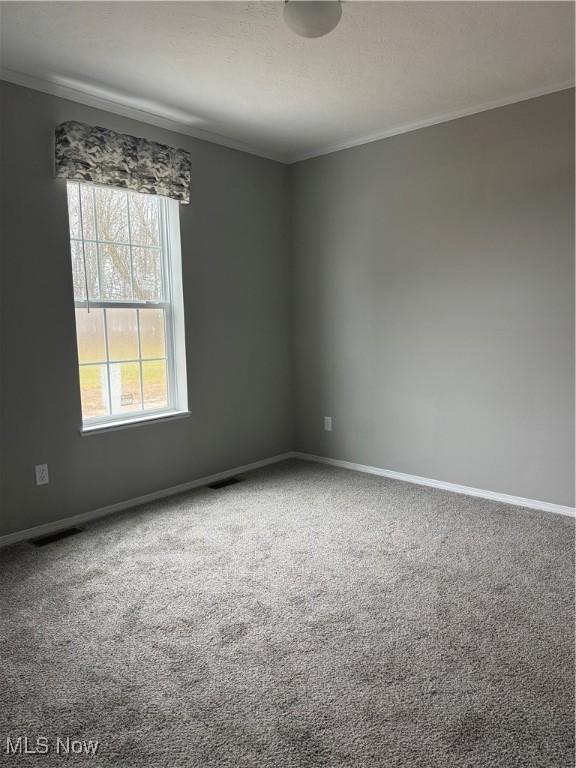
1,459,574,767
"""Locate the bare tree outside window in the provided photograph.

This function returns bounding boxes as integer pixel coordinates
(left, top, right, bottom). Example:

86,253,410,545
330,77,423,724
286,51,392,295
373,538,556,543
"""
66,181,181,424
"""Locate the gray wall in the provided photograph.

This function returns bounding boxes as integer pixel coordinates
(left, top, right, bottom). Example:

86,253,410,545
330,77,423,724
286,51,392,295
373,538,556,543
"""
290,89,575,507
1,84,573,539
0,82,293,537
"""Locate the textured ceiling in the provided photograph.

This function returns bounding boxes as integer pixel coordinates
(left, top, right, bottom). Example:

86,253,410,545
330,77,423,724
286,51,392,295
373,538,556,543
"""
0,1,574,162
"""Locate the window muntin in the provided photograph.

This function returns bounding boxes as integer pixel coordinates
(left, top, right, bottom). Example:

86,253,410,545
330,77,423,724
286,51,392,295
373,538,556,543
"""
66,181,186,427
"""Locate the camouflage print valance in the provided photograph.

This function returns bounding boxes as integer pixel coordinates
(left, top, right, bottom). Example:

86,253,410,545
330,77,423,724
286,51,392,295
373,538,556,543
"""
55,121,191,204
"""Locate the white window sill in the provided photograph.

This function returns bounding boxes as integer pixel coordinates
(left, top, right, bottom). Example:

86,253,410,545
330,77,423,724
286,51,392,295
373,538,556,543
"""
80,410,191,435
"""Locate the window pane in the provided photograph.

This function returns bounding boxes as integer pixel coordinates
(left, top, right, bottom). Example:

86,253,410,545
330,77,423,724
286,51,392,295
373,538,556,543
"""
79,185,96,240
106,308,138,361
139,309,166,359
132,247,162,301
70,239,86,300
110,362,142,413
129,192,160,247
100,243,132,300
70,241,99,301
95,187,129,243
66,184,185,425
142,360,168,410
84,243,100,300
79,365,109,419
67,183,81,239
75,309,106,364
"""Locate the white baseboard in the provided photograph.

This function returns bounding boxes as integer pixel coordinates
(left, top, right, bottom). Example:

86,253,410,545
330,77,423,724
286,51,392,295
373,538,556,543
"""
3,449,572,547
0,452,295,548
294,452,575,518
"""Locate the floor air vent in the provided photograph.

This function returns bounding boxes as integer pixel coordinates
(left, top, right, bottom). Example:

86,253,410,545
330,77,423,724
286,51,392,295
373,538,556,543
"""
30,527,83,547
207,477,242,490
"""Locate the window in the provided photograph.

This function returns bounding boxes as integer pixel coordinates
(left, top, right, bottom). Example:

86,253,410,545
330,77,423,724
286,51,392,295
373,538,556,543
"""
66,181,188,430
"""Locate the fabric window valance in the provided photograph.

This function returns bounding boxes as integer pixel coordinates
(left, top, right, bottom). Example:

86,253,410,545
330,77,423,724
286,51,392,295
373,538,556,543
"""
55,121,191,204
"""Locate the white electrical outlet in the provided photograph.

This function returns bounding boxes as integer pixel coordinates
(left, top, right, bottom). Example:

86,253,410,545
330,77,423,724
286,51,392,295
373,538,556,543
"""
35,464,49,486
324,416,332,432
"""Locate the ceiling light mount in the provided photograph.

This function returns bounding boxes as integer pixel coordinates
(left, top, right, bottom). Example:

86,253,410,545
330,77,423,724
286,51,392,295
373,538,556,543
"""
283,1,342,39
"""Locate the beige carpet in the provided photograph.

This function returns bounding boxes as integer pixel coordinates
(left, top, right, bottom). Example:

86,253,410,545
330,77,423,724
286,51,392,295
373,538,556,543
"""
1,460,574,767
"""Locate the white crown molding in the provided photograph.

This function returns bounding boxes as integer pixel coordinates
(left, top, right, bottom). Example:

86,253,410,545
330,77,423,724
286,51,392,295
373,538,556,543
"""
288,80,576,164
294,452,576,517
0,67,287,163
1,67,573,165
0,452,295,548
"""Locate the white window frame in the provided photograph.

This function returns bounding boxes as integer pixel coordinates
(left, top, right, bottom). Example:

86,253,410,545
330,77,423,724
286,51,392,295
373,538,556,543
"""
66,181,188,432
